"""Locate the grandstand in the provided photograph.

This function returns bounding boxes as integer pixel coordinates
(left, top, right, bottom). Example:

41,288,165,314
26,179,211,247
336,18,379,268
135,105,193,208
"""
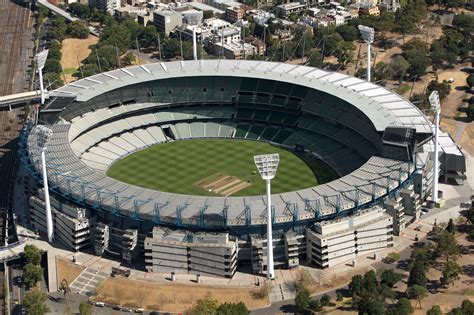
19,60,467,276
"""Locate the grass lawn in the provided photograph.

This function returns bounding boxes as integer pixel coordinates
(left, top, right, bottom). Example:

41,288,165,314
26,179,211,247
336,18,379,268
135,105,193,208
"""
107,139,337,196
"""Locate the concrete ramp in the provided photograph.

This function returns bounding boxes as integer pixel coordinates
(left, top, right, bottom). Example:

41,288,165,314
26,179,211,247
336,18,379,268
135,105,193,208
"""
47,251,57,292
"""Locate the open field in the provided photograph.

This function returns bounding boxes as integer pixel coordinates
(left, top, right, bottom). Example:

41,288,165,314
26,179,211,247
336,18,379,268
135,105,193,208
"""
107,139,337,196
93,277,269,311
56,257,84,287
60,37,98,83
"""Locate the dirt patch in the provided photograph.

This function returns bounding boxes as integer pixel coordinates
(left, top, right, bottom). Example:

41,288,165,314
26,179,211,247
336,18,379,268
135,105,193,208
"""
197,172,251,196
221,181,252,196
56,257,84,287
60,37,98,83
93,277,269,312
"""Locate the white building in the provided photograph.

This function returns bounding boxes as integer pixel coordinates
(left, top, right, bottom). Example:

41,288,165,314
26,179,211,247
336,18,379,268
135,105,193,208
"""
306,207,393,268
89,0,120,14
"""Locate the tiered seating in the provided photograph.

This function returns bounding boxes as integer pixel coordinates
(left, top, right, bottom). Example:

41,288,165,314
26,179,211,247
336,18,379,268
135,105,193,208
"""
205,122,220,137
271,129,293,144
110,135,137,151
219,124,235,137
175,123,191,139
246,125,265,139
234,124,250,138
147,126,166,142
190,122,205,138
133,129,155,146
259,126,280,141
236,108,254,120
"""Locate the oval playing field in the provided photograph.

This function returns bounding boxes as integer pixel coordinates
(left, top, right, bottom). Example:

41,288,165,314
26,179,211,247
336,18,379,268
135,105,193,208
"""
106,139,338,196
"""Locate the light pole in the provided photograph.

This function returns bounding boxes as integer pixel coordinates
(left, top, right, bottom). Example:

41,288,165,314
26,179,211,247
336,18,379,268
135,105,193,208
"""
358,25,375,82
254,153,280,279
36,125,54,242
428,91,440,203
34,50,49,105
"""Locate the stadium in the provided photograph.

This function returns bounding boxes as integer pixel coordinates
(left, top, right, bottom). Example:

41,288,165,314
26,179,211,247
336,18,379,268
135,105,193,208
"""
19,60,466,277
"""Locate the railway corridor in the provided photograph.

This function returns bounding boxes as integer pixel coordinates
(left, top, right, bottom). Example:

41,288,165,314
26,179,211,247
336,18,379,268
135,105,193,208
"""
0,0,34,96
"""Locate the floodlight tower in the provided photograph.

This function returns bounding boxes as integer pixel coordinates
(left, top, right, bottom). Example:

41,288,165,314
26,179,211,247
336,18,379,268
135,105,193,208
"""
36,125,54,242
429,91,440,203
254,153,280,279
192,27,198,61
34,50,49,105
358,25,375,82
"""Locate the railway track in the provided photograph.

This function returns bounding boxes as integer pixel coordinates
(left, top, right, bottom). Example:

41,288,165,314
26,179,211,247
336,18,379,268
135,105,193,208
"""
0,0,34,96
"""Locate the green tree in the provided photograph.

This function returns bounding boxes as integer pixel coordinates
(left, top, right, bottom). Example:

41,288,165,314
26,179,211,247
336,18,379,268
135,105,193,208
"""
390,56,410,82
295,288,313,315
381,269,403,288
79,301,92,315
216,301,249,315
335,25,358,41
385,252,401,264
68,3,91,19
48,16,68,41
427,305,442,315
407,285,428,309
23,263,43,288
408,261,427,287
336,292,343,302
435,229,460,261
23,289,49,315
68,20,89,39
349,274,364,298
24,245,42,265
389,297,413,315
334,40,355,67
446,218,456,234
190,298,219,315
320,294,331,307
48,41,62,61
440,260,462,287
427,80,451,100
467,74,474,90
44,59,62,74
307,51,323,68
309,299,322,312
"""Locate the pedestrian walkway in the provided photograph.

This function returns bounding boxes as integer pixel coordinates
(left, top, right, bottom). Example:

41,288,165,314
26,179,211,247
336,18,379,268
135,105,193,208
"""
69,267,108,296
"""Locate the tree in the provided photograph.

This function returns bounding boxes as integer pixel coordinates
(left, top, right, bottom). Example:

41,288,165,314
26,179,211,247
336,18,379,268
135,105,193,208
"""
68,20,89,39
408,260,427,287
467,74,474,90
381,269,403,288
309,299,322,312
336,292,343,302
335,25,358,41
440,260,462,287
48,16,68,41
295,288,312,315
435,230,460,261
334,40,355,67
24,245,42,265
23,263,42,288
385,252,401,264
191,298,219,315
389,298,413,315
390,57,410,82
216,302,249,315
79,302,92,315
23,289,49,315
427,305,442,315
44,59,62,74
446,218,456,234
320,294,331,307
407,285,428,309
427,80,451,100
349,274,364,298
307,51,323,68
68,3,91,19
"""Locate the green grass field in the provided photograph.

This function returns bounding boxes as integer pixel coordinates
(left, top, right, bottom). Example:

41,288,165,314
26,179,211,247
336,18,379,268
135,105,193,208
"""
106,139,338,196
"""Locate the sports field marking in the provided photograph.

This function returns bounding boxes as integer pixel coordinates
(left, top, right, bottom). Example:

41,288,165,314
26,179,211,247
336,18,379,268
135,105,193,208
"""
221,181,252,197
197,172,251,196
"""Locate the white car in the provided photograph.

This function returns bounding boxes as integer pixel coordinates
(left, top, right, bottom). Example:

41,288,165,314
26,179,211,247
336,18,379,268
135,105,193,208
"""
447,78,455,83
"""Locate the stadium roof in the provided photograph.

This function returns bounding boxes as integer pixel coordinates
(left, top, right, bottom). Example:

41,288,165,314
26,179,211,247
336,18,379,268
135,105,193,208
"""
49,60,432,134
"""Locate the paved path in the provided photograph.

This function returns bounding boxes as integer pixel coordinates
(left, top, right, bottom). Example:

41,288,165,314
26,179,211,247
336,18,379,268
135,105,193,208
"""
69,268,108,296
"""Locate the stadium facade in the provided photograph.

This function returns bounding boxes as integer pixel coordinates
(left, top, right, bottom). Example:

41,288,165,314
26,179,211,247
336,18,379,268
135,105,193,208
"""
19,60,466,277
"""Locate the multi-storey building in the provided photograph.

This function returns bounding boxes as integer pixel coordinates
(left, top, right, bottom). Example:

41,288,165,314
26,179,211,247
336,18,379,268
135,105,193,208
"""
89,0,120,13
144,227,237,277
153,10,182,35
306,207,393,268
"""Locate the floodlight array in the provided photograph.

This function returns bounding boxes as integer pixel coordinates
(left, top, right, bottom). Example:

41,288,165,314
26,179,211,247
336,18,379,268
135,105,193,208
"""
254,153,280,180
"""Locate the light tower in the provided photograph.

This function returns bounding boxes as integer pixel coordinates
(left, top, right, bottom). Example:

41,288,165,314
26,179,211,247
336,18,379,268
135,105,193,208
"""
428,91,440,203
358,25,375,82
254,153,280,279
34,50,49,105
36,125,54,242
192,27,198,61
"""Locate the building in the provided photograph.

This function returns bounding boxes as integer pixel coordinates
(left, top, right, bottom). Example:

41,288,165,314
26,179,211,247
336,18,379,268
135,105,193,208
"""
92,223,140,263
226,6,245,22
89,0,120,13
182,9,204,25
29,191,91,251
359,5,380,16
306,207,393,268
384,197,406,236
144,227,237,277
275,2,308,17
153,10,182,34
211,41,256,59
